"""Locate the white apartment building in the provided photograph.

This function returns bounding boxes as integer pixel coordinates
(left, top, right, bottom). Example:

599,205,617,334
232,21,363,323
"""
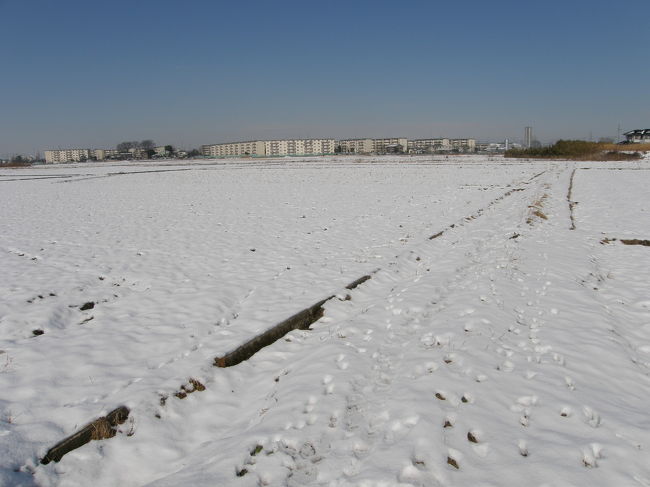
44,148,123,163
201,141,267,157
337,139,374,154
407,138,476,153
337,138,408,154
372,138,408,153
93,149,119,160
201,139,335,158
450,138,476,152
408,138,451,153
44,149,93,163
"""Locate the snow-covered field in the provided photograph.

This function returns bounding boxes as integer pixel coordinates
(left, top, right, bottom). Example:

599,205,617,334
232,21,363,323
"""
1,155,649,486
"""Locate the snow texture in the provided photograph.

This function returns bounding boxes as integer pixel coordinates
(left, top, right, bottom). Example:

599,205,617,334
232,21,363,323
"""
1,154,649,486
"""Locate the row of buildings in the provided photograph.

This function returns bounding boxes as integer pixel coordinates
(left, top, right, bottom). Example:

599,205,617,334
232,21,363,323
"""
45,137,478,163
200,137,477,158
44,146,180,163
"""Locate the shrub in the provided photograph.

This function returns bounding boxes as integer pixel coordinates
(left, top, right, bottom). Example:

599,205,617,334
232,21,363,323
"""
505,140,643,160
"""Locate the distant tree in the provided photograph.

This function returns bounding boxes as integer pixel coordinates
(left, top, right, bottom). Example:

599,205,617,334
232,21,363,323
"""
164,145,174,154
598,137,614,144
187,149,201,157
139,139,155,150
11,154,24,163
116,141,138,152
145,149,155,158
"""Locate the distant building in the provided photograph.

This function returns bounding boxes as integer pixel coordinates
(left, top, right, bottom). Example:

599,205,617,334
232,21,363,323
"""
524,127,533,148
372,138,408,154
623,129,650,144
201,139,335,158
337,138,408,154
408,138,451,153
476,141,517,152
93,149,119,160
127,147,151,159
44,149,93,163
450,138,476,152
337,139,374,154
44,148,132,163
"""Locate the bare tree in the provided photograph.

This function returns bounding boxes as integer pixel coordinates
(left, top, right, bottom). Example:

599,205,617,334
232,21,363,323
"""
139,139,155,150
116,141,138,152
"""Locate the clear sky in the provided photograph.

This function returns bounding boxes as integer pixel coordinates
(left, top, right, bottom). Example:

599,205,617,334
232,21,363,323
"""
1,0,648,157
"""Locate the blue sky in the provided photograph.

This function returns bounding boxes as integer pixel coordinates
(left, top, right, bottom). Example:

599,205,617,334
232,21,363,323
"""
1,0,648,156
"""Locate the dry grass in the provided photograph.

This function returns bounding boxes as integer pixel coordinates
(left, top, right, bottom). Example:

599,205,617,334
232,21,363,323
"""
0,161,32,168
174,378,206,399
601,143,650,152
620,239,650,247
527,194,549,224
600,237,649,247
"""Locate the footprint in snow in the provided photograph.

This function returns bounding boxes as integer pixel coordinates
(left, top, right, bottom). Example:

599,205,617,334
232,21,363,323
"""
581,443,603,468
335,354,349,370
497,360,515,372
322,375,334,395
582,406,601,428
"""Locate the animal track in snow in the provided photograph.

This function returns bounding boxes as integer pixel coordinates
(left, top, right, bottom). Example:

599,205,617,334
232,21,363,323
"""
518,439,529,457
511,395,538,427
336,354,349,370
565,376,576,390
581,443,603,468
497,360,515,372
582,406,602,428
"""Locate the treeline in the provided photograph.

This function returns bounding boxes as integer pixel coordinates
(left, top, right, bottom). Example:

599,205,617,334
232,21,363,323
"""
505,140,642,160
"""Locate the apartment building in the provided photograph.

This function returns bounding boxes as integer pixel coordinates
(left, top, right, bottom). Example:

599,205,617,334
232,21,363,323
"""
450,138,476,152
44,148,125,163
337,138,408,154
44,149,94,163
201,140,267,157
201,139,335,157
408,138,451,153
337,139,374,154
372,138,408,153
93,149,119,160
407,138,477,153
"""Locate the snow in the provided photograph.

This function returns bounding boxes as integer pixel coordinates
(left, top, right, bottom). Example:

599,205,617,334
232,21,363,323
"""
1,155,649,486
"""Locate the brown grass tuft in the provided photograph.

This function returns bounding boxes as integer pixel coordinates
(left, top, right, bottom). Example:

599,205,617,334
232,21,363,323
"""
601,143,650,152
620,239,650,247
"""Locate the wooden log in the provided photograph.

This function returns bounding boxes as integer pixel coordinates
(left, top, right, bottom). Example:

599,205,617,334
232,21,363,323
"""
41,406,130,464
